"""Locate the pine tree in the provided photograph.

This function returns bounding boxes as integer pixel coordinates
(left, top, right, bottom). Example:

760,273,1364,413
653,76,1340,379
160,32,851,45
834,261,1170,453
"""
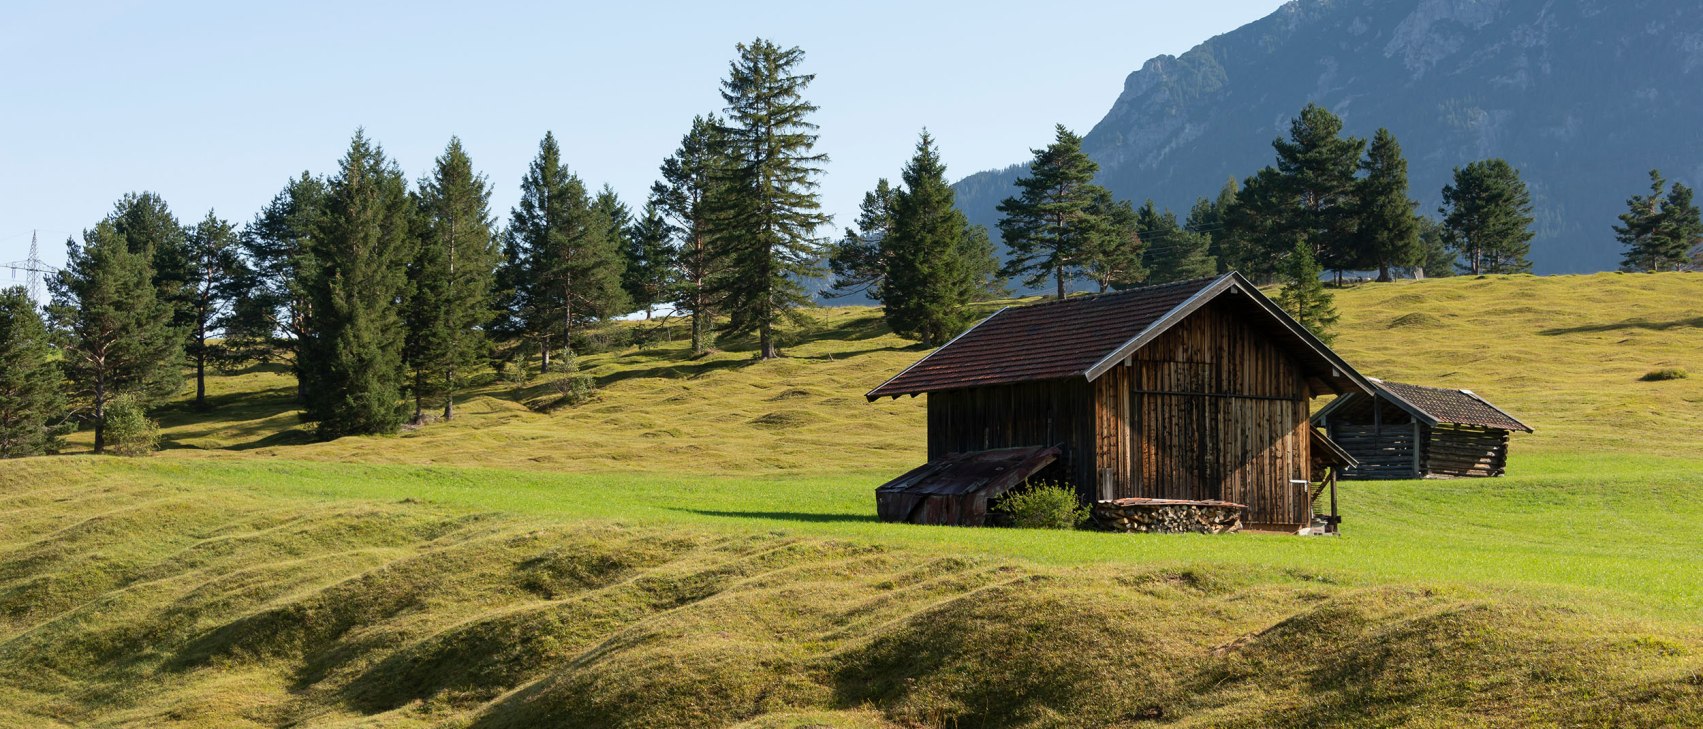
1616,170,1667,271
0,287,66,457
996,125,1104,299
1275,242,1339,344
1139,201,1217,283
107,192,193,329
882,131,998,345
826,179,897,299
622,200,677,320
49,222,183,453
1440,159,1535,275
1272,103,1365,281
1219,167,1294,280
1654,182,1703,271
653,115,728,356
298,130,415,438
1081,187,1146,292
1357,129,1422,282
1185,179,1236,273
237,173,328,378
502,132,626,371
710,39,831,359
183,211,248,410
406,137,497,422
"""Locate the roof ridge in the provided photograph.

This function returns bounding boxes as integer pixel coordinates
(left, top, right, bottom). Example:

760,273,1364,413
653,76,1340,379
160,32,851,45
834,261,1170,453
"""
1003,274,1227,310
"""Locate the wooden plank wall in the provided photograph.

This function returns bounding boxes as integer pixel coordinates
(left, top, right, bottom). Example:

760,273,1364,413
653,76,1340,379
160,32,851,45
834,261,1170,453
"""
1092,300,1314,527
1330,424,1421,479
1425,425,1511,477
927,380,1096,498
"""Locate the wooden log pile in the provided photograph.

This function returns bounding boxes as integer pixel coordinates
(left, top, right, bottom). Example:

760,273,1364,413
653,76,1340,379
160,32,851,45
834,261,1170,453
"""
1091,498,1247,534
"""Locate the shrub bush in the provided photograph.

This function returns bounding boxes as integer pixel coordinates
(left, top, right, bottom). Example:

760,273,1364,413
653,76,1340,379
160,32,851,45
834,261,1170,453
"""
1641,368,1688,382
998,482,1086,530
103,396,159,457
552,352,596,407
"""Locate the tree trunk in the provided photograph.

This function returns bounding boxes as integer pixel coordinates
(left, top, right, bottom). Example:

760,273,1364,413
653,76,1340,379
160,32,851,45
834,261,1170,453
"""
1377,263,1391,283
1055,265,1066,300
93,376,105,455
443,367,454,421
195,327,207,411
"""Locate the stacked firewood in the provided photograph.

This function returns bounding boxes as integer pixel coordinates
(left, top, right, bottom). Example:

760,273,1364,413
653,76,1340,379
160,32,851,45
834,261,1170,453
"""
1091,498,1246,534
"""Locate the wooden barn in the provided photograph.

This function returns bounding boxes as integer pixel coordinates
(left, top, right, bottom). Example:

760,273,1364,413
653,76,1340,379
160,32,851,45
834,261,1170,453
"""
866,272,1373,531
1312,378,1532,479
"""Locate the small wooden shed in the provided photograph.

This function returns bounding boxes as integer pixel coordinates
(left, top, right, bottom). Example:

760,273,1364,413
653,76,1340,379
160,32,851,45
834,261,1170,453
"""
867,273,1373,531
1312,378,1533,479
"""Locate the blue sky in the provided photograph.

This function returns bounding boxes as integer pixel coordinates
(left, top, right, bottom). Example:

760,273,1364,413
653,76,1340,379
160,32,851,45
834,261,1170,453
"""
0,0,1282,278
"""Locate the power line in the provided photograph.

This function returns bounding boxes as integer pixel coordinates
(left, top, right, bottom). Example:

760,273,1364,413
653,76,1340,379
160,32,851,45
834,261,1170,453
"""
3,231,56,303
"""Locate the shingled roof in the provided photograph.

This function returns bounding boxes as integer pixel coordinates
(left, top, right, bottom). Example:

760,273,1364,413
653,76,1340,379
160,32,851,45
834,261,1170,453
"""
865,272,1371,400
1364,379,1533,433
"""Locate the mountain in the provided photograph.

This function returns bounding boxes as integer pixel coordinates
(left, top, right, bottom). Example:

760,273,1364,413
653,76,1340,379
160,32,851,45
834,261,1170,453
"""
953,0,1703,275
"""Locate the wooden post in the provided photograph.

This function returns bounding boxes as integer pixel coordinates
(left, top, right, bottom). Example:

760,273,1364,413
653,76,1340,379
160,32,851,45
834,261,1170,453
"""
1412,421,1423,477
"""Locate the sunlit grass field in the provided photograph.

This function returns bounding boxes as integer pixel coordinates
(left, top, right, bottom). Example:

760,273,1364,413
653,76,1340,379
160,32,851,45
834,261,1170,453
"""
4,271,1702,727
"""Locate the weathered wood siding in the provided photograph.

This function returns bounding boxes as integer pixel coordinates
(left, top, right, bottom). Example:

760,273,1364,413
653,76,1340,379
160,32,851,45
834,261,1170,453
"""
1424,424,1510,477
926,380,1096,495
1091,300,1313,528
1329,424,1422,479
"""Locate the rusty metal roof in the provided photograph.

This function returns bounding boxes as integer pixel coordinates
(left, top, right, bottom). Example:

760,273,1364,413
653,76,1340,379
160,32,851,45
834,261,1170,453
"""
875,445,1061,498
866,272,1372,400
1368,379,1533,433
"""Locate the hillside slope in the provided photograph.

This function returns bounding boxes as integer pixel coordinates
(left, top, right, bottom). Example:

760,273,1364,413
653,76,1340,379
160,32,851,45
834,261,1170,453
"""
4,272,1702,727
953,0,1703,274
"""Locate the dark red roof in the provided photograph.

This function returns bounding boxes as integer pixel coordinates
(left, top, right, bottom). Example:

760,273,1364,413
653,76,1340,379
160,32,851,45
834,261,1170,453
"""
866,277,1220,399
1371,379,1533,432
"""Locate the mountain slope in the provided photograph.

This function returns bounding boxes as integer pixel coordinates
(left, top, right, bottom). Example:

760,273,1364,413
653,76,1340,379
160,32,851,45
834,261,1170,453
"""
954,0,1703,274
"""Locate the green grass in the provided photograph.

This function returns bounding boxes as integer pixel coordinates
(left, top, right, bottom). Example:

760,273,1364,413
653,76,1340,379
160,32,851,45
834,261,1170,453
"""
4,271,1703,727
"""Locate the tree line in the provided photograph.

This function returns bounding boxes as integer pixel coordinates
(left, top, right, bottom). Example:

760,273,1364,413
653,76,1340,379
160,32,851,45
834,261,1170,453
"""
4,47,1700,458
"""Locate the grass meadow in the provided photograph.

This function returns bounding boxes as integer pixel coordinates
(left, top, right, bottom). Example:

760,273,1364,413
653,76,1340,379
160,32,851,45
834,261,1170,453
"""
2,272,1701,727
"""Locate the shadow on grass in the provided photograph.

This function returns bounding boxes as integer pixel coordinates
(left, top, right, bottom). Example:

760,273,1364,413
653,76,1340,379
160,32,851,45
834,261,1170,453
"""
670,508,878,524
1540,316,1703,336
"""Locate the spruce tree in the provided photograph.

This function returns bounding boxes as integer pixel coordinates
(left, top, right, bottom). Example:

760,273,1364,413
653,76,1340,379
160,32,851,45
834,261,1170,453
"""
1408,215,1456,279
826,179,897,299
108,192,193,329
183,211,248,410
237,173,328,378
406,137,497,422
49,222,183,453
298,130,415,438
0,287,66,457
1616,170,1667,271
1081,187,1146,292
882,131,997,345
1185,179,1237,273
653,114,727,355
710,39,830,359
622,200,677,321
1440,159,1535,275
996,125,1103,299
1219,167,1295,280
1357,129,1421,281
588,185,634,324
1139,201,1217,283
1655,182,1703,270
1276,242,1339,344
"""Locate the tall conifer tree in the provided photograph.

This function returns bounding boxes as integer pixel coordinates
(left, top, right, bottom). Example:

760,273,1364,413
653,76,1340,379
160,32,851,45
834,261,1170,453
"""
882,131,997,345
1440,158,1535,275
1140,201,1217,283
653,115,728,355
710,39,830,359
0,287,66,457
183,211,247,409
826,179,897,299
1273,103,1365,280
1616,170,1668,272
237,173,327,380
1655,182,1703,270
49,222,183,452
298,130,415,438
1081,187,1146,292
996,125,1104,299
1357,129,1421,282
406,137,497,422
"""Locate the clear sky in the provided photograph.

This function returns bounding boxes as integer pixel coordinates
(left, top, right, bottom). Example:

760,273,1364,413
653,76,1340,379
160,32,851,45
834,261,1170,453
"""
0,0,1283,279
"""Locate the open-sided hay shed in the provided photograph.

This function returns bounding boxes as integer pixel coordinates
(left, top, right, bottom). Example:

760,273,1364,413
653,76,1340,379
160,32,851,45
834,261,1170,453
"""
1312,378,1532,479
867,273,1373,531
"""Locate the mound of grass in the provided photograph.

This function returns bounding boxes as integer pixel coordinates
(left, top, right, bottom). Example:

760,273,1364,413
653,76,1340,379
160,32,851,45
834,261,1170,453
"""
1642,367,1689,381
1387,311,1443,328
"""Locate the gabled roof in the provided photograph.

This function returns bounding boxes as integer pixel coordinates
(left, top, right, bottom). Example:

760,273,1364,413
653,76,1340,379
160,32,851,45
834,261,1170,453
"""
1358,379,1534,433
1314,378,1533,433
865,272,1372,400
